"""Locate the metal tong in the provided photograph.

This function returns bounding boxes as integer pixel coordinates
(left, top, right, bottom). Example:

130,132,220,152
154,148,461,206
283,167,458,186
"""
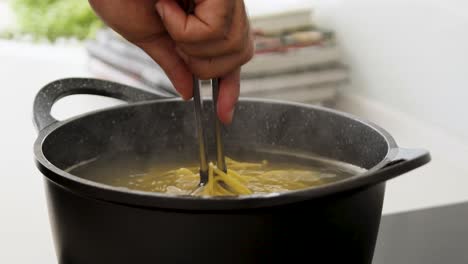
178,0,227,185
193,78,227,186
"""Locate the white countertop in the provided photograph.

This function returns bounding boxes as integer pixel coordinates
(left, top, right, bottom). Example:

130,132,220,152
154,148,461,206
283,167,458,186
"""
1,40,467,263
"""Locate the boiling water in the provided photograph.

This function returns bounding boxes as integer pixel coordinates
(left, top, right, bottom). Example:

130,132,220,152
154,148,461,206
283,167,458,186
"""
67,150,366,196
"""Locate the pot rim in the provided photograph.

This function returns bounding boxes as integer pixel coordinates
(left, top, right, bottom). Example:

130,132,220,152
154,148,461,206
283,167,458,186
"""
34,98,423,211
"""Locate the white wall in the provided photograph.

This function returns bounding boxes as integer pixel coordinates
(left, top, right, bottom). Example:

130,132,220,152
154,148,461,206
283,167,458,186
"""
246,0,468,214
246,0,468,140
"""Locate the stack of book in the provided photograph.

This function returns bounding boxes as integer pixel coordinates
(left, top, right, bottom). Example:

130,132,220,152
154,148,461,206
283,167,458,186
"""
85,8,349,105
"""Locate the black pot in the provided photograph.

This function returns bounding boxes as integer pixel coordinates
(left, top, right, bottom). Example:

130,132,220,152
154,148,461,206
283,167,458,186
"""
33,78,430,264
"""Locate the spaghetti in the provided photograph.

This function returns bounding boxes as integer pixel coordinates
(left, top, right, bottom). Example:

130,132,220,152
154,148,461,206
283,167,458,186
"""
154,157,323,196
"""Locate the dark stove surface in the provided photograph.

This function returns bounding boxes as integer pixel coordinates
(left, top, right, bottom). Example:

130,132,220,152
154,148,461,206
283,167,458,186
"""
374,202,468,264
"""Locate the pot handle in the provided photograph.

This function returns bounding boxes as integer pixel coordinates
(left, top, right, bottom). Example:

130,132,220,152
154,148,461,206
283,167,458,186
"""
33,78,173,131
373,147,431,180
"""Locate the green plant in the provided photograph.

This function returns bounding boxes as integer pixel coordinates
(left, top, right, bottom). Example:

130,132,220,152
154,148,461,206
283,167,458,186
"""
10,0,104,41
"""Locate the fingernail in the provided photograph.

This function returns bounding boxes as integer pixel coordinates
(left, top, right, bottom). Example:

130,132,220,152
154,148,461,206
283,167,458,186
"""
175,47,189,62
226,108,234,124
174,85,192,101
155,2,164,20
182,91,193,101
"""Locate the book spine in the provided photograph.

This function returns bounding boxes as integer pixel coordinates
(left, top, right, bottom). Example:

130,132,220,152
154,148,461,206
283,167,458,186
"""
85,40,177,95
239,68,349,94
86,56,151,90
249,9,315,36
95,29,160,67
241,45,342,78
240,84,340,103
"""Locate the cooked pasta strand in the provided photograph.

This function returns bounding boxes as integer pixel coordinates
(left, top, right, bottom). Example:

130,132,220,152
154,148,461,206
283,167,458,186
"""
149,157,324,196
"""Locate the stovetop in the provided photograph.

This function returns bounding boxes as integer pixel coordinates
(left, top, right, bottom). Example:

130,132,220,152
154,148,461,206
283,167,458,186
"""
374,202,468,264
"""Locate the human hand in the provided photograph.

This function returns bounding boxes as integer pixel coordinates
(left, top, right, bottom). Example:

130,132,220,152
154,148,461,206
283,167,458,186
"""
88,0,254,124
